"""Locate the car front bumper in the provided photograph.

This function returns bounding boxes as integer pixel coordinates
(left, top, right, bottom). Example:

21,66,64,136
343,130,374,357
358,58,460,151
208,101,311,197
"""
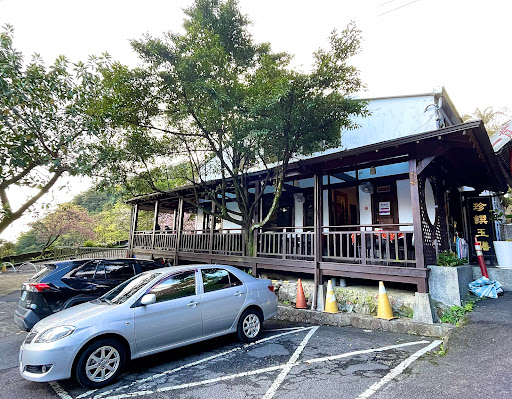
19,336,78,382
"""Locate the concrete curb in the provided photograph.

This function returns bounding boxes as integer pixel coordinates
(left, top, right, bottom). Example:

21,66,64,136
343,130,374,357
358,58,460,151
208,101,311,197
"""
276,305,455,338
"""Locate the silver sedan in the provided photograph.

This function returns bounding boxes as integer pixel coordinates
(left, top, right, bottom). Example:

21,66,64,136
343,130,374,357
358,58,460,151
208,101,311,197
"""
19,265,278,389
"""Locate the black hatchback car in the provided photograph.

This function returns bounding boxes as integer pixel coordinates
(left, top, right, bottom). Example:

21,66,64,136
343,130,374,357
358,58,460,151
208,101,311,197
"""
14,258,163,331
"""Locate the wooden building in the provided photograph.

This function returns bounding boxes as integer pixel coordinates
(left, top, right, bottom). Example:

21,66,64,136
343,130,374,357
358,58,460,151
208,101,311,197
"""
126,91,512,295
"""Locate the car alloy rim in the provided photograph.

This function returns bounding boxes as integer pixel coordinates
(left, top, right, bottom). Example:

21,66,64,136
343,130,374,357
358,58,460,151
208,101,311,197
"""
85,345,121,382
243,314,260,338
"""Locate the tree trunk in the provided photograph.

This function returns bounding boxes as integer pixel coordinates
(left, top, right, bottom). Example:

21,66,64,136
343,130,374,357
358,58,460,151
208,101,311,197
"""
244,226,256,257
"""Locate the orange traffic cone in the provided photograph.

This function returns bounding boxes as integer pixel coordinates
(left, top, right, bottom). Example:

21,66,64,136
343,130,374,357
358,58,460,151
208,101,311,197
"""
296,279,307,309
376,281,396,320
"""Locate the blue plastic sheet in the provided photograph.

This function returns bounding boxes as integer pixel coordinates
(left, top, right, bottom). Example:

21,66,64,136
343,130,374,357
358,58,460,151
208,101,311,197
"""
469,277,503,299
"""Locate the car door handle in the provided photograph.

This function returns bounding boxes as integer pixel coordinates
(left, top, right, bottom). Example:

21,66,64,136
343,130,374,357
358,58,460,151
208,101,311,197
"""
187,301,199,307
234,291,243,297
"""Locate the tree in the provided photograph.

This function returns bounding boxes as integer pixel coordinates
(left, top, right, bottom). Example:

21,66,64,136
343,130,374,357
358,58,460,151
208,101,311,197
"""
462,106,511,135
91,0,368,254
73,187,122,214
0,238,15,259
94,202,131,246
0,25,105,235
30,203,96,253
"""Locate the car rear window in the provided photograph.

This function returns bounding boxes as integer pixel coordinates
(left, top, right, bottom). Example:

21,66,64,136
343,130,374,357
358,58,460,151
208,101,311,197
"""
139,261,163,272
72,262,97,280
104,262,135,279
27,266,55,283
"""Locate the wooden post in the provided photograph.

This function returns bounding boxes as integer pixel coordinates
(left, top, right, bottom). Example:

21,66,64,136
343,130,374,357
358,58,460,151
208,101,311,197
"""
313,173,323,309
174,198,184,266
252,180,260,276
209,201,215,256
151,200,160,251
128,204,138,255
409,159,427,292
361,231,367,265
172,209,177,231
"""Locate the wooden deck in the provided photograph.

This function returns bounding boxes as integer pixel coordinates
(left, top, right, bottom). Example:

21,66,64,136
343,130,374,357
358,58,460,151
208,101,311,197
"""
131,224,428,292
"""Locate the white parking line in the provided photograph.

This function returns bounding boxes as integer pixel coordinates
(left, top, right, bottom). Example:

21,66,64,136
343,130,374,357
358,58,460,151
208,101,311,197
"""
96,338,433,399
49,382,73,399
91,326,312,399
76,390,97,399
356,339,443,399
305,340,432,364
51,328,440,399
262,326,319,399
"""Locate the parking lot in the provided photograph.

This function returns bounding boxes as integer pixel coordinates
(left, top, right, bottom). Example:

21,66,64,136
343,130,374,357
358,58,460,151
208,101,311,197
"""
0,272,441,399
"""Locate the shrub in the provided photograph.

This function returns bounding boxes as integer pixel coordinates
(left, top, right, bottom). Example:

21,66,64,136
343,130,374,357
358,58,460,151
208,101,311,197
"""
437,251,467,266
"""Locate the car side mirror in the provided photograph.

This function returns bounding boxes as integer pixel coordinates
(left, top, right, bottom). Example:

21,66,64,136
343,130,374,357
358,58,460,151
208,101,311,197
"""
140,294,156,306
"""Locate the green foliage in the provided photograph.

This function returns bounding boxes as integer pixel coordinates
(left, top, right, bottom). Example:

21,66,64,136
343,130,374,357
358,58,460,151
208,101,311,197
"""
93,202,131,246
0,25,107,234
89,0,367,255
440,299,478,326
437,251,467,267
15,230,44,254
0,239,15,258
73,188,122,214
434,343,447,356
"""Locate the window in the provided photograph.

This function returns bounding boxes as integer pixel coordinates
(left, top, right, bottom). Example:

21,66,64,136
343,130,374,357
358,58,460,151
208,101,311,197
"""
139,261,163,272
202,268,243,293
149,271,196,302
72,262,98,280
104,262,135,280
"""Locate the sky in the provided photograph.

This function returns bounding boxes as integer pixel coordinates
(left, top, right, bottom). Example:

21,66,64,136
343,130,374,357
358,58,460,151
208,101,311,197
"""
1,0,511,241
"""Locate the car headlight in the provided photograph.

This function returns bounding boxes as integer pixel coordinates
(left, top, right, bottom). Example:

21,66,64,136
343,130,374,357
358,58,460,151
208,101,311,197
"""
34,326,75,343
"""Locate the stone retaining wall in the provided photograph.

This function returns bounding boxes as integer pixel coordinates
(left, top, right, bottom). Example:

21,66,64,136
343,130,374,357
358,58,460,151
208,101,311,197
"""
273,280,414,317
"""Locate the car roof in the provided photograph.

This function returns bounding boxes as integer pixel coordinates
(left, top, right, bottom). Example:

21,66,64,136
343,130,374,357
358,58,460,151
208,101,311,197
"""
149,264,244,275
45,257,157,265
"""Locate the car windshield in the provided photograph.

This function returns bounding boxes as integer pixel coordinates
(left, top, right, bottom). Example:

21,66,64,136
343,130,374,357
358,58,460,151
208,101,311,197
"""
99,272,162,305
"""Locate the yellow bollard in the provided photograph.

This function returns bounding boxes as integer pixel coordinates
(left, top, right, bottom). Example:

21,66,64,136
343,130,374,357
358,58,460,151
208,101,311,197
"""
324,280,338,313
376,281,396,320
1,264,6,273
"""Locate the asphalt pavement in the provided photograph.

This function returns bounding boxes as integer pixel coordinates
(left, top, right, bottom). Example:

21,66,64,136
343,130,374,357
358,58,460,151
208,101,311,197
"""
372,292,512,398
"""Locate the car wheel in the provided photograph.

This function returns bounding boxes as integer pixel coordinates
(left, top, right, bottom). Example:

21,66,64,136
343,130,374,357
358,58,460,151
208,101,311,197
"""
237,308,262,343
75,338,125,389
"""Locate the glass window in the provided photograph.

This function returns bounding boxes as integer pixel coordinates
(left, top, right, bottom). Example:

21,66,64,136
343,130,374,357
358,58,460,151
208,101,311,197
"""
104,262,135,280
202,268,243,292
229,272,243,287
94,263,107,280
103,272,162,305
72,262,98,280
202,269,230,292
149,271,196,302
139,261,162,272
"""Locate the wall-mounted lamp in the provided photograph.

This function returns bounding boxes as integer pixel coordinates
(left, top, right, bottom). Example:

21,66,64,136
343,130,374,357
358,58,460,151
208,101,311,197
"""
370,166,377,175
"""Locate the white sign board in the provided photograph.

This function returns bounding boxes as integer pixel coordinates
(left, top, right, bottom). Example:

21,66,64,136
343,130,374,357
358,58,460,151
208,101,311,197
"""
490,120,512,152
379,201,391,216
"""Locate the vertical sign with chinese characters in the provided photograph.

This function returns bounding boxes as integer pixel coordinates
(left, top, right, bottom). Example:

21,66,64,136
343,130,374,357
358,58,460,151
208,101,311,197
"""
467,197,496,258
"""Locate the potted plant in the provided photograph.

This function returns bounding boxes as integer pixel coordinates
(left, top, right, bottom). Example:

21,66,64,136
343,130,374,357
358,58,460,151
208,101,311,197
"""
491,208,512,268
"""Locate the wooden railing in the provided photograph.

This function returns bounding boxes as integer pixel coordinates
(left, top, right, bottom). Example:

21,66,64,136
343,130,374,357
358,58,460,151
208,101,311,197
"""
133,231,154,249
154,230,178,251
132,223,416,266
323,224,415,265
54,247,128,260
212,230,244,256
180,229,210,253
256,227,315,260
